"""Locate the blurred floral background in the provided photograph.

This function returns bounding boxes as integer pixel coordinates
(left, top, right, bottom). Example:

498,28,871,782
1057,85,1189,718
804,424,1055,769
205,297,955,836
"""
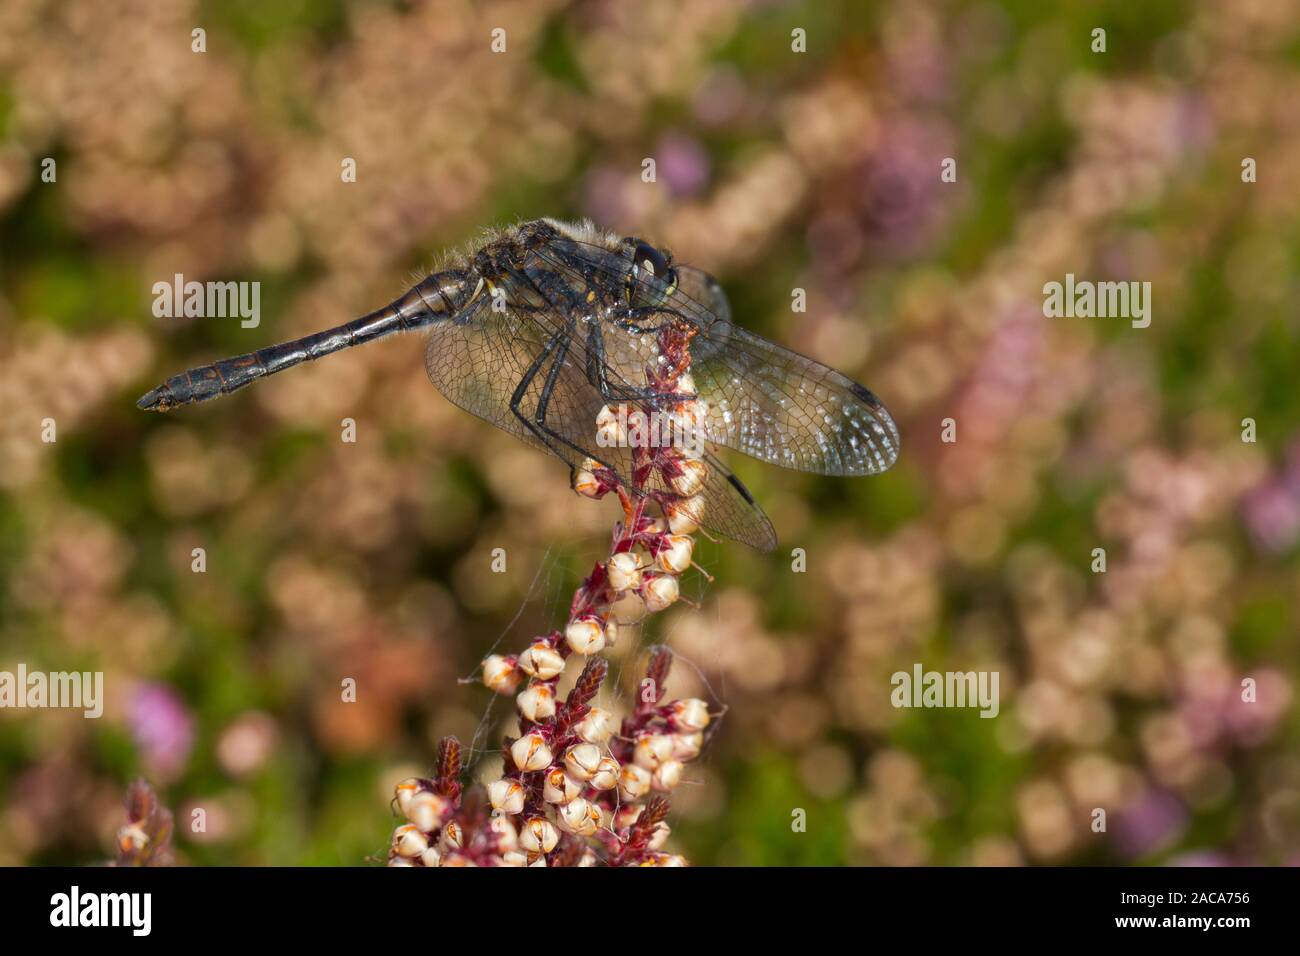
2,0,1299,866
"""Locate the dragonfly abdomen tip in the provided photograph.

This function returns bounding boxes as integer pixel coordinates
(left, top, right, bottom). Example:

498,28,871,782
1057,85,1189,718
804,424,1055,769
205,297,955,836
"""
136,385,173,411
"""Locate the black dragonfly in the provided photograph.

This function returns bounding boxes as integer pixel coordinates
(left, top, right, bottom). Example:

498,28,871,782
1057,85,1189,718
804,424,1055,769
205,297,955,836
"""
138,218,900,551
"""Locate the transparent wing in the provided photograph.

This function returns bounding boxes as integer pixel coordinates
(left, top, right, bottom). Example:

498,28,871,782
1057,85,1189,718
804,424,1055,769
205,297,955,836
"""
547,246,901,477
423,293,554,456
671,265,731,332
424,263,777,551
689,450,777,552
689,319,900,476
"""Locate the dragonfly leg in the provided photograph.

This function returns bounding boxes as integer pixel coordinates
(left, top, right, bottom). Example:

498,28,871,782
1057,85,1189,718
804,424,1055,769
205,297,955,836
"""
585,320,644,400
584,320,692,409
509,327,614,471
532,326,621,468
611,305,690,335
509,327,563,444
533,328,572,430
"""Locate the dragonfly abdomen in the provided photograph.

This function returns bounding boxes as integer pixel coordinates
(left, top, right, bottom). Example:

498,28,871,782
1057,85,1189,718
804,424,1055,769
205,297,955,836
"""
138,270,474,411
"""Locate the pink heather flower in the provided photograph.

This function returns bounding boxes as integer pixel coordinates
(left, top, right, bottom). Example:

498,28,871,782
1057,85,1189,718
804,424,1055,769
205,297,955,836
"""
1113,789,1188,860
1241,478,1300,554
655,131,711,197
128,683,194,781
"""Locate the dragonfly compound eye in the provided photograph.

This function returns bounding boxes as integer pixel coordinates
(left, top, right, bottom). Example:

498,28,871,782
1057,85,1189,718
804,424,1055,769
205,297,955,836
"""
628,241,674,308
632,241,670,280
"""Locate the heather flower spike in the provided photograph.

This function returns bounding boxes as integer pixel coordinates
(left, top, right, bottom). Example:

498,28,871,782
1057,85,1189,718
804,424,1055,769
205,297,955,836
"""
434,736,462,803
387,319,717,865
113,778,175,867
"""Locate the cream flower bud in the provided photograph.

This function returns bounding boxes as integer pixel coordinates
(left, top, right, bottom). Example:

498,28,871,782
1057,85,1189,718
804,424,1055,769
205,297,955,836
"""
604,617,620,647
670,698,711,732
578,849,599,867
669,458,707,496
656,534,694,573
595,404,627,447
606,551,643,592
652,760,684,792
665,496,704,535
610,591,647,625
482,654,521,694
648,822,672,850
488,814,518,852
657,854,688,867
394,823,428,858
615,804,643,830
564,742,603,781
543,767,583,804
441,821,464,850
500,850,529,867
421,846,442,867
565,615,606,655
572,464,603,499
516,682,557,722
672,731,704,760
518,641,565,680
558,797,600,836
643,573,679,612
589,755,620,791
388,857,415,867
642,516,668,535
618,763,652,801
394,777,421,815
487,778,526,814
633,733,675,769
440,852,475,867
574,706,617,744
519,815,559,854
117,824,149,855
511,732,553,772
406,790,452,832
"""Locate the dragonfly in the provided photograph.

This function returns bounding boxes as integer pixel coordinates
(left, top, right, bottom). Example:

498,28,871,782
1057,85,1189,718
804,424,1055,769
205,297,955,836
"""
138,218,900,551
